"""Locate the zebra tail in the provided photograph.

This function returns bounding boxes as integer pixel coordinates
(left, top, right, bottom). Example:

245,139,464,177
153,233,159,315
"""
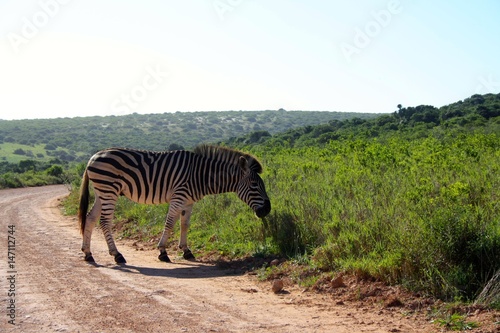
78,170,90,235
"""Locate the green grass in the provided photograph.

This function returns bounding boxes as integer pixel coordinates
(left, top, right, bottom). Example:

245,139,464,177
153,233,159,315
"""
0,142,86,164
63,130,500,303
0,143,49,163
259,134,500,301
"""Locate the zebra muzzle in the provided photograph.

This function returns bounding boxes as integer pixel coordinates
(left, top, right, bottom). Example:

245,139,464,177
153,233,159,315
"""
255,199,271,218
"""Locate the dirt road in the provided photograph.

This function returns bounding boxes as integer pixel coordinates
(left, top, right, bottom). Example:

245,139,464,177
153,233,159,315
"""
1,185,439,332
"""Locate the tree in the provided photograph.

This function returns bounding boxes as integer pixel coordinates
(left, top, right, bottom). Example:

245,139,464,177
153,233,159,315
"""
168,143,185,151
18,160,37,172
248,130,271,144
46,165,63,177
44,143,57,150
476,105,500,119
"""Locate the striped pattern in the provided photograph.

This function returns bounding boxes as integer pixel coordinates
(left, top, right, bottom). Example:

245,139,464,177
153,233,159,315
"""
78,145,271,264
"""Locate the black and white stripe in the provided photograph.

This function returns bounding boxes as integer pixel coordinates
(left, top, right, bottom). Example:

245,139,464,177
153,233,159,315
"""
78,145,271,264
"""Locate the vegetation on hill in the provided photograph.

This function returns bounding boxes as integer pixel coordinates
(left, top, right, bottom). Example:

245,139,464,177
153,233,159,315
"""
0,110,374,189
0,110,374,163
0,158,68,188
230,93,500,147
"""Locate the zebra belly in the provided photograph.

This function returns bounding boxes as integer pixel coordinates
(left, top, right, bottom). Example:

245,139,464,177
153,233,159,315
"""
125,187,185,205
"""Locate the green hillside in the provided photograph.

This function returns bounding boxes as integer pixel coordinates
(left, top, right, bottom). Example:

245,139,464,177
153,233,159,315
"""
230,93,500,147
0,110,376,163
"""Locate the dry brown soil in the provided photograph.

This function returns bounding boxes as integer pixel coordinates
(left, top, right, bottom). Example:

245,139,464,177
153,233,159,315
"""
1,185,498,332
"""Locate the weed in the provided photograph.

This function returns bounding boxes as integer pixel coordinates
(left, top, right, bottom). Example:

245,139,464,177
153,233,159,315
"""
433,312,480,331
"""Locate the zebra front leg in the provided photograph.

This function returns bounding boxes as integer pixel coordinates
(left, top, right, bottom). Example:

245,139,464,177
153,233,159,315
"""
157,204,182,262
179,204,195,261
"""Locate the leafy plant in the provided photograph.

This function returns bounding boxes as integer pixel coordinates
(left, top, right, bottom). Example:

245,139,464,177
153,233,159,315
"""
433,312,480,331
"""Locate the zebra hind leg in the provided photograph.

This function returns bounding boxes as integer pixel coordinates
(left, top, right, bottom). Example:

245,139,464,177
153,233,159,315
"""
84,252,95,262
81,198,101,263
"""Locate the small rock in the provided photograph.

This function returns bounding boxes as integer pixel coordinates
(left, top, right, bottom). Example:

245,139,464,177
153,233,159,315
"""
385,296,404,308
270,259,280,266
272,279,284,293
331,276,346,288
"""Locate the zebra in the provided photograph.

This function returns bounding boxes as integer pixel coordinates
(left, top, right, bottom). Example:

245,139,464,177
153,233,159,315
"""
78,145,271,264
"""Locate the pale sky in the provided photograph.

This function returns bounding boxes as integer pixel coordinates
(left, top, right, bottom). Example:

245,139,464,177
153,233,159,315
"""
1,1,499,120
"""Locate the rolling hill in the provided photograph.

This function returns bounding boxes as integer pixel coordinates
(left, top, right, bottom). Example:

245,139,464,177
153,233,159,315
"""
0,110,378,163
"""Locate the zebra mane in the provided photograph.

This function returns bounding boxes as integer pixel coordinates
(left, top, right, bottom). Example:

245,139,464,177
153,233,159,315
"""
193,145,263,174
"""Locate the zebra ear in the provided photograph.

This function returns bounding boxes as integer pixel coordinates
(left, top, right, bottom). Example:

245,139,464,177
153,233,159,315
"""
239,156,249,172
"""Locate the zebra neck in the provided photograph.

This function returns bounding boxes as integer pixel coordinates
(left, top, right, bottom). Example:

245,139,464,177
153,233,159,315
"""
204,162,241,196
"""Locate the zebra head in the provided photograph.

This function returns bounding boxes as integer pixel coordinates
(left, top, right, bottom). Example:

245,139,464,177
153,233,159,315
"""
236,156,271,218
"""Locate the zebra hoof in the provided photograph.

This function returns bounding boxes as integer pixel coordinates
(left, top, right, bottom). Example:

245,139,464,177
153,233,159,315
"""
114,253,127,264
158,251,171,263
183,249,196,261
84,253,95,262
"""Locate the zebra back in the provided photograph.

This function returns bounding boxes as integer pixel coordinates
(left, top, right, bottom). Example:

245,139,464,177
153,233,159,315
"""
193,144,263,173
